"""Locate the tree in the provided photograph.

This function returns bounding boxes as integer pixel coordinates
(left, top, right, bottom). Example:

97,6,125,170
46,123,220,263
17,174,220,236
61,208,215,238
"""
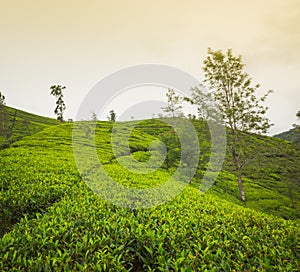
0,92,5,106
108,109,116,122
0,91,8,139
50,85,66,122
184,87,219,121
292,110,300,144
194,48,272,201
162,89,183,117
294,110,300,129
91,112,98,122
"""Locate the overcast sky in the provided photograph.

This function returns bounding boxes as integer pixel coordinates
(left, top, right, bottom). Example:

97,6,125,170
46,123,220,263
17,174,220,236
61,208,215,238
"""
1,0,299,135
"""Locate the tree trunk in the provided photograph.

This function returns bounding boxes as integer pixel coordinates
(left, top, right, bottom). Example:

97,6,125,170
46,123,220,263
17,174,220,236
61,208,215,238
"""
238,174,246,202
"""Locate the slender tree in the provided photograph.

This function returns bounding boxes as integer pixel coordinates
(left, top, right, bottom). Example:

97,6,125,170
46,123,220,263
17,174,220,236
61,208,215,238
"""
91,112,98,122
192,48,272,201
0,91,8,138
108,109,116,122
50,85,66,122
0,92,5,106
292,110,300,144
162,89,183,118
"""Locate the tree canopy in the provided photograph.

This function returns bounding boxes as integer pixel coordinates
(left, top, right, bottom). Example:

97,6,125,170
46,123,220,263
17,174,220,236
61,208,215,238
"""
189,48,273,201
50,85,66,122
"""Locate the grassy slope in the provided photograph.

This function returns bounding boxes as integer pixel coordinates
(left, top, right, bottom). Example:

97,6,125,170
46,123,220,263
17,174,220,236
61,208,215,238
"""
213,132,300,219
134,119,300,219
0,117,299,270
274,127,300,144
0,105,59,148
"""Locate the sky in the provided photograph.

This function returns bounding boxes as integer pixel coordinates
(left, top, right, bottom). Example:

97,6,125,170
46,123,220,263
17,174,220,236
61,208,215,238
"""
0,0,299,135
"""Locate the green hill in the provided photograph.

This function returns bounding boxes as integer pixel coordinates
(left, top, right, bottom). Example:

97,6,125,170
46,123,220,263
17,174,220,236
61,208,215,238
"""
133,120,300,219
274,127,300,144
0,113,299,271
0,105,59,148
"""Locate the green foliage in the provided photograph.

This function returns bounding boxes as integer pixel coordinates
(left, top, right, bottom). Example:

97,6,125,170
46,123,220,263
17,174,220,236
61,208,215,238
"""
161,89,183,117
274,128,300,144
202,48,272,134
0,91,5,106
217,132,300,219
50,85,66,122
195,48,273,201
108,109,117,122
275,110,300,144
0,93,8,140
0,106,59,149
0,124,79,236
0,110,299,270
0,186,299,271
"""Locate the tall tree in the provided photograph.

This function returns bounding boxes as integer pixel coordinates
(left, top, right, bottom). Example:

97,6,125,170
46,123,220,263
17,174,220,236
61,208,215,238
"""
162,89,183,118
50,85,66,122
193,48,272,201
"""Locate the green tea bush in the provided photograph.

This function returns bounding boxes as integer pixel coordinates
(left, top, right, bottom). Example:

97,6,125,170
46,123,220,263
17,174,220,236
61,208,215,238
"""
0,117,299,271
0,185,299,271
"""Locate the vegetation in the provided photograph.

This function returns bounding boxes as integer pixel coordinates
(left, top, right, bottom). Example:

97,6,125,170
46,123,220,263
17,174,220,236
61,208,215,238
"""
0,49,298,271
275,110,300,144
1,184,299,271
91,112,98,122
190,48,273,201
0,106,59,149
50,85,66,122
0,91,8,139
161,89,183,118
108,109,117,122
0,108,299,270
0,91,5,106
274,128,300,144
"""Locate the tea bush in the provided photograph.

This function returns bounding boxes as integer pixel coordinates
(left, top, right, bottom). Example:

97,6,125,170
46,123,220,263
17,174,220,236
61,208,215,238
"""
0,116,299,270
0,184,299,271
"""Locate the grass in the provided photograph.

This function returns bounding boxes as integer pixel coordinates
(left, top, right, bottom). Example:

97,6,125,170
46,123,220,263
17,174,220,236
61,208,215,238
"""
0,109,299,271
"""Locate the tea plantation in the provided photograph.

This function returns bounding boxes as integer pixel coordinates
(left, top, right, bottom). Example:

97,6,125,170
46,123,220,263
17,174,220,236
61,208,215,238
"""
0,105,59,149
0,111,299,271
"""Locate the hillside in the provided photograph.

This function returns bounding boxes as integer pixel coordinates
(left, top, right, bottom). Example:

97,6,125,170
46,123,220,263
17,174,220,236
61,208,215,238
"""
215,132,300,219
133,120,300,219
0,114,299,271
0,105,59,148
274,127,300,144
